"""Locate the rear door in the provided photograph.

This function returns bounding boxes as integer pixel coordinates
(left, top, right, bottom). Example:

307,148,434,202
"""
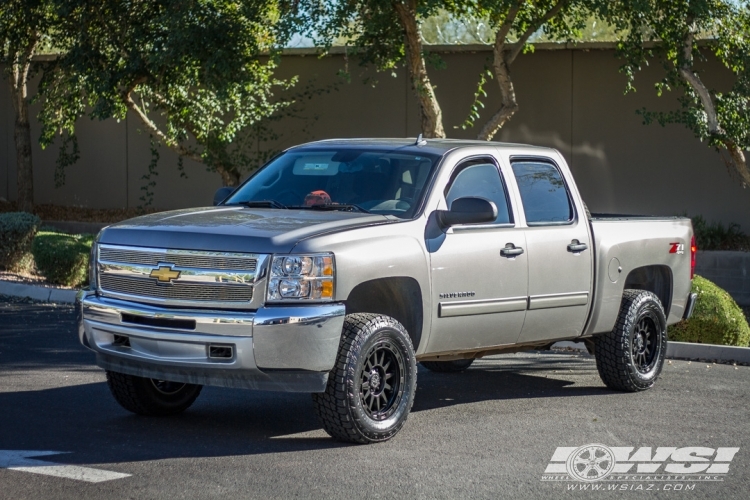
426,156,528,354
510,158,593,343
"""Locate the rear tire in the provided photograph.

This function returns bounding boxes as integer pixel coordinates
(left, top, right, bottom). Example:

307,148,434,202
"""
312,313,417,444
106,371,202,416
420,359,474,373
593,290,667,392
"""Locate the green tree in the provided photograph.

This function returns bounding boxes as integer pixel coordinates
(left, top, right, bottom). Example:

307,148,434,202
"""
601,0,750,187
0,0,57,211
40,0,296,187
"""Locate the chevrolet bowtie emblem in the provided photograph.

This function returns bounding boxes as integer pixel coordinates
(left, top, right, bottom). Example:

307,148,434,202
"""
150,266,181,283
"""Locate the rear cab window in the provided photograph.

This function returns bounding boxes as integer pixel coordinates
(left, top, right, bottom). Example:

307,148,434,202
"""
510,160,574,225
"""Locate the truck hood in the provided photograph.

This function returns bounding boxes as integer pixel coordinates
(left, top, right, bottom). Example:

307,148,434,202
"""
98,206,391,254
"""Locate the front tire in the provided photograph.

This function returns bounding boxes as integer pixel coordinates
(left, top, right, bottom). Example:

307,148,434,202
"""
312,313,417,444
420,359,474,373
106,371,202,416
594,290,667,392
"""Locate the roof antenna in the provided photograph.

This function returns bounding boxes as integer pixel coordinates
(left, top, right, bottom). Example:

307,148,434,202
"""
415,133,427,146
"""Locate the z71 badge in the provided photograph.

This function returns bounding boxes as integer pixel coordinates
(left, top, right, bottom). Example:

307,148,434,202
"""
669,243,685,255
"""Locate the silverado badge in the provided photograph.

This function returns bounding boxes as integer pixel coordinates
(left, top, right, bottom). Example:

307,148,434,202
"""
150,265,181,283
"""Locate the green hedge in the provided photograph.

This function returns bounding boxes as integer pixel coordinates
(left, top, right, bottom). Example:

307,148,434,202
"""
0,212,41,271
32,232,94,287
669,275,750,347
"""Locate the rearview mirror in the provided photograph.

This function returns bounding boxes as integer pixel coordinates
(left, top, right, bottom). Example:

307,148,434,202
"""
213,187,235,206
437,197,497,228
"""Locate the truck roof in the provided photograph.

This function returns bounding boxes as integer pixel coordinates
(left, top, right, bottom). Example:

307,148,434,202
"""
290,138,554,157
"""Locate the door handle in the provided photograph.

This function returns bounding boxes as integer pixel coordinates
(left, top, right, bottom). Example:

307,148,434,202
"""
500,244,524,258
567,240,588,253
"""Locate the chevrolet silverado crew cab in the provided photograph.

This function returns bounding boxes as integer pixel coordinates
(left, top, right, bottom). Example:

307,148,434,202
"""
77,138,697,443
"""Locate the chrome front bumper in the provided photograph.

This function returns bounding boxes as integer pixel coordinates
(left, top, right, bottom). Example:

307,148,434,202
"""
76,291,345,392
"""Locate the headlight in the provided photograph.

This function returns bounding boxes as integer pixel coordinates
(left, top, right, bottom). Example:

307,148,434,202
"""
267,253,334,302
88,242,98,290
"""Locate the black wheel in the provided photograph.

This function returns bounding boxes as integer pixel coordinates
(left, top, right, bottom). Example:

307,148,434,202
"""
420,359,474,373
106,371,202,416
593,290,667,392
312,313,417,444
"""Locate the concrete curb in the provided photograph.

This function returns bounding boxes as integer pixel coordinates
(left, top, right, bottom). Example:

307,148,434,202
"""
0,280,78,304
666,341,750,364
553,340,750,364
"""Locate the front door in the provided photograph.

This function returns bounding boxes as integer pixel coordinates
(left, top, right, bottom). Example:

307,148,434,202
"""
426,157,528,354
510,159,593,343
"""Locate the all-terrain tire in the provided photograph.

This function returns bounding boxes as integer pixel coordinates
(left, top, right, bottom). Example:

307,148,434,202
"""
420,359,474,373
594,290,667,392
106,371,202,416
312,313,417,444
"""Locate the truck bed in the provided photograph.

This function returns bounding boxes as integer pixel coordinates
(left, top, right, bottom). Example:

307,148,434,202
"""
584,216,693,336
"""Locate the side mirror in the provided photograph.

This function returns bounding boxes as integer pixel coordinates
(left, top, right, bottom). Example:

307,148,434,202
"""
437,197,497,228
213,187,235,206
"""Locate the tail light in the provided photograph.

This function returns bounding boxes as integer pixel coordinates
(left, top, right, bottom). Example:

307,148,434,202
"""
690,235,697,279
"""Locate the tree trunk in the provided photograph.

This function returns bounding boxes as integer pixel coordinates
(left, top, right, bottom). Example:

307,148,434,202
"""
678,26,750,187
477,51,518,141
12,108,34,212
215,165,240,187
477,1,566,141
393,1,446,139
723,140,750,188
8,43,37,212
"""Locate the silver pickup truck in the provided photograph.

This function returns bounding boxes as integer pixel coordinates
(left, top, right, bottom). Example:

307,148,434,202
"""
77,138,697,443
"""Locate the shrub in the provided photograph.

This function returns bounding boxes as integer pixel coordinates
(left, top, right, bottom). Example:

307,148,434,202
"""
669,275,750,347
0,212,41,271
691,215,750,251
32,232,93,287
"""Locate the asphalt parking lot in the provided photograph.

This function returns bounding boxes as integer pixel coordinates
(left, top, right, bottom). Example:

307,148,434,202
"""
1,296,748,499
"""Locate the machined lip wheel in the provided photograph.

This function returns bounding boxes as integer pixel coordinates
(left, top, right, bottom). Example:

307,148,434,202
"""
150,379,187,395
359,340,405,421
630,314,661,374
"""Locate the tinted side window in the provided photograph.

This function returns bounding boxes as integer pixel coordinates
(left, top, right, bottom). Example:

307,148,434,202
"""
511,161,573,224
445,162,512,224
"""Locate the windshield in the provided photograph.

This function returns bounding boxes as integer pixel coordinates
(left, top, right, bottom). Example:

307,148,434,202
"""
224,148,441,218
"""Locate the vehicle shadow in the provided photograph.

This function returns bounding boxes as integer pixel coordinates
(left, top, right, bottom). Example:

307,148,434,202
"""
412,356,610,413
0,354,614,466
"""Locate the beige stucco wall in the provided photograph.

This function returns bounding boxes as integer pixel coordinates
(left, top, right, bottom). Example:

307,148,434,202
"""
1,44,748,228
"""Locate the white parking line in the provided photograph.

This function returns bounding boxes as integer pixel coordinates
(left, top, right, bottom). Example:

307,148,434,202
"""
0,450,131,483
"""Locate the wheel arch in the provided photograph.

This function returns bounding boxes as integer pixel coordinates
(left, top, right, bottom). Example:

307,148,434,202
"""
622,265,673,317
345,277,424,352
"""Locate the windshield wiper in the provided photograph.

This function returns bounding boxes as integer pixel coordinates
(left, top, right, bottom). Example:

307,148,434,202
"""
235,200,287,209
290,203,371,214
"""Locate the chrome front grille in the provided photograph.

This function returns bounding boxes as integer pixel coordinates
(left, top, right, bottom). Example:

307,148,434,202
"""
99,275,253,302
96,244,267,308
99,247,257,271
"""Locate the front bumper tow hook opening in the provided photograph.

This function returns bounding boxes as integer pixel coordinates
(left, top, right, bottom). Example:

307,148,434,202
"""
113,335,131,348
208,345,234,359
